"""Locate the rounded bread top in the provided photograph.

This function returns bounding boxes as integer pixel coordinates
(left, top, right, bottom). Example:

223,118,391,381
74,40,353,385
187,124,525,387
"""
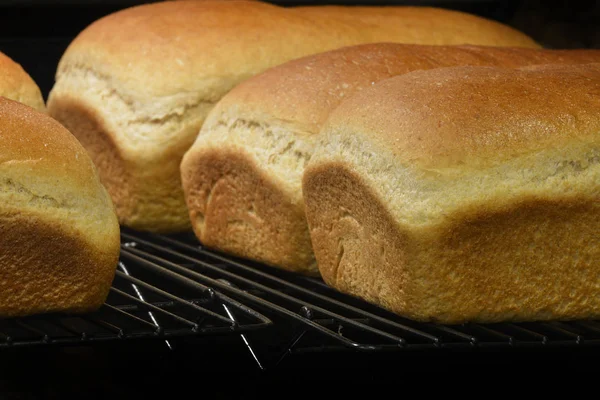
0,97,112,210
55,0,539,101
0,52,45,112
209,43,600,135
322,62,600,169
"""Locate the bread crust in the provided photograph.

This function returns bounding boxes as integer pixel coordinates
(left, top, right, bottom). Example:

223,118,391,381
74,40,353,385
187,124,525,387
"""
183,44,600,274
0,213,117,317
324,63,600,172
213,44,600,133
182,148,316,274
0,51,45,112
47,94,194,232
303,63,600,323
0,98,120,317
52,1,540,100
48,0,540,232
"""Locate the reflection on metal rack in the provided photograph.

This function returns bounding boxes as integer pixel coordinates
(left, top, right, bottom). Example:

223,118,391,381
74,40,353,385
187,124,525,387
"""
0,240,272,348
120,228,600,361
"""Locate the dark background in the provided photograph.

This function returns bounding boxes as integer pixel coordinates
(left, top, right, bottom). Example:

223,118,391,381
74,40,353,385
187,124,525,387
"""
0,0,599,396
0,0,599,100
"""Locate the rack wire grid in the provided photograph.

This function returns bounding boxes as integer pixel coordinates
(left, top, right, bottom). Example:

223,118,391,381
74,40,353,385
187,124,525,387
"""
118,229,600,355
3,226,600,368
0,236,272,348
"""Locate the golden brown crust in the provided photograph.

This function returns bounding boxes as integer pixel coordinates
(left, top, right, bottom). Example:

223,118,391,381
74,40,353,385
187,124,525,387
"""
0,97,120,317
184,45,600,274
218,44,600,134
46,94,192,232
294,5,539,48
0,98,99,187
303,63,600,323
304,163,600,324
46,95,134,225
182,148,316,274
0,213,117,317
326,63,600,170
56,1,540,99
0,52,45,112
49,0,539,233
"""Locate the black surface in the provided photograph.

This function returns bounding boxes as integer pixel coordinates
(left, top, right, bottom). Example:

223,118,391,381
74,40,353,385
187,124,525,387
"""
0,339,596,398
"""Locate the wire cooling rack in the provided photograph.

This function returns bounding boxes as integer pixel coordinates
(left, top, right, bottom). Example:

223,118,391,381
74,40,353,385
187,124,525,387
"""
3,227,600,370
0,238,271,348
119,229,600,355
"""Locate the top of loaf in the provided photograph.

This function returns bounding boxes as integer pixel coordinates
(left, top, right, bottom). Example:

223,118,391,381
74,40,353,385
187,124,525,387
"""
0,52,45,112
321,62,600,171
293,5,539,48
54,0,539,101
0,97,117,236
0,97,94,185
207,43,600,136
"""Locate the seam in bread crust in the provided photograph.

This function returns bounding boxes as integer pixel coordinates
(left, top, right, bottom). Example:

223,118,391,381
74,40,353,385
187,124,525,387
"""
0,178,64,209
0,175,118,256
53,64,216,149
49,63,216,231
314,132,600,227
197,116,316,206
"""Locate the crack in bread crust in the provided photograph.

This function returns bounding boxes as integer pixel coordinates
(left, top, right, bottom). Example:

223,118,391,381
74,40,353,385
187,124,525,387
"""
315,131,600,227
48,65,215,232
0,178,63,209
198,116,315,205
54,64,216,143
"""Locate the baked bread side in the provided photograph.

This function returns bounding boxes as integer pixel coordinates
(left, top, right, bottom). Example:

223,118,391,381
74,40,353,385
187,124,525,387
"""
48,0,540,233
0,98,120,317
182,44,600,274
303,63,600,323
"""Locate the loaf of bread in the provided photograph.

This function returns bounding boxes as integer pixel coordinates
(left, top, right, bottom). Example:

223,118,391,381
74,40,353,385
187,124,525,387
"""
0,97,120,317
0,51,45,112
47,0,539,233
303,63,600,324
181,43,600,275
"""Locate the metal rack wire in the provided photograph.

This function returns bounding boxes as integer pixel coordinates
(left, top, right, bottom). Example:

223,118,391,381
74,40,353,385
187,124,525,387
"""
119,229,600,357
0,240,271,348
3,227,600,368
